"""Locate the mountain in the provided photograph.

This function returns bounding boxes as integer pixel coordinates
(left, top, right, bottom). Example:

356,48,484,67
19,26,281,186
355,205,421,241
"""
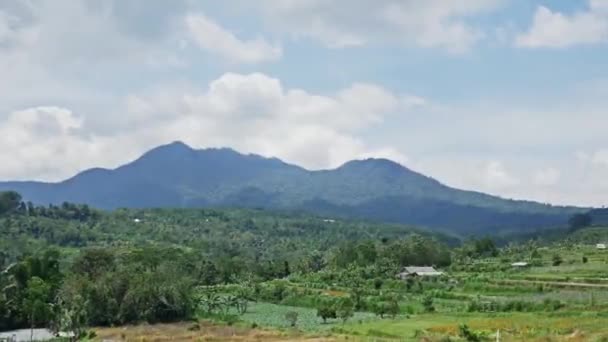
0,141,584,235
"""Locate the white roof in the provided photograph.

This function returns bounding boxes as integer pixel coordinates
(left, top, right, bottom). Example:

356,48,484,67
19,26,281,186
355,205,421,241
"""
401,266,443,275
511,262,529,267
597,243,606,248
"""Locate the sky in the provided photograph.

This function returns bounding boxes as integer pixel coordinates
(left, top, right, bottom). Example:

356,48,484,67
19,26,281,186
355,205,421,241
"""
0,0,607,207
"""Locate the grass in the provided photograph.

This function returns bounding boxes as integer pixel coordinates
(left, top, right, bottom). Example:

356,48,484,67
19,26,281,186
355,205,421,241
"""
339,312,608,341
239,302,376,332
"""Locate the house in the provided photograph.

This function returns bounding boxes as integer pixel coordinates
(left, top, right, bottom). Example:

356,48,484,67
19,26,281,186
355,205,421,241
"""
511,262,529,268
133,218,142,223
597,244,606,250
397,266,444,279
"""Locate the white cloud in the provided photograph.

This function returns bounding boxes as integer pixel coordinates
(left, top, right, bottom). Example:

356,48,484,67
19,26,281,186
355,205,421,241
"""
0,107,94,180
0,73,416,181
516,2,608,48
185,13,282,64
482,161,519,189
533,167,561,186
239,0,504,52
0,0,188,114
591,149,608,167
0,11,16,43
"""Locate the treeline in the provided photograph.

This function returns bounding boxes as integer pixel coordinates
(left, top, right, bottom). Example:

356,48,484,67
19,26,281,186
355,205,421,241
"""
0,247,196,336
0,191,99,221
331,236,451,269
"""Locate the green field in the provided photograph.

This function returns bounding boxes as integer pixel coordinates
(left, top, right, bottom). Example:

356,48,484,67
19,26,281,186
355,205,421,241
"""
239,302,376,332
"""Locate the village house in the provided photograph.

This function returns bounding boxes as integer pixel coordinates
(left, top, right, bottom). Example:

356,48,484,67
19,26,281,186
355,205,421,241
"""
511,262,529,268
596,243,606,250
397,266,444,279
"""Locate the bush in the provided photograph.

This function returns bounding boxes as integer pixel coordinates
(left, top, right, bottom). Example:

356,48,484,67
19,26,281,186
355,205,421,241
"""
336,298,355,323
459,324,483,342
284,311,298,327
316,301,336,323
552,254,563,266
422,295,435,312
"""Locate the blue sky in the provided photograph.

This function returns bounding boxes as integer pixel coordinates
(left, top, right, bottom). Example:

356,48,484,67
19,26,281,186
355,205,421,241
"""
0,0,607,206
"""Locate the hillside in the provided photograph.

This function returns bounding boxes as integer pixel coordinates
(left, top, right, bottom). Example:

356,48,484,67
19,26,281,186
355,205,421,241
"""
0,141,584,234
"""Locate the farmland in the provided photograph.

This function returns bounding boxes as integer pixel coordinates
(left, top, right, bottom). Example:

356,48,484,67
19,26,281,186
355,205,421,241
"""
2,193,608,341
179,240,608,341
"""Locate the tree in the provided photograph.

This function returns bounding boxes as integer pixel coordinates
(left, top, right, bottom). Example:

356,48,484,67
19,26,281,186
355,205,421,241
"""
307,251,326,272
386,298,400,318
473,238,498,257
422,295,435,312
569,213,592,231
373,301,387,318
53,291,88,342
350,284,365,311
285,311,298,327
336,298,354,323
24,277,52,342
0,191,22,216
583,256,588,264
316,301,336,324
234,286,252,315
552,254,563,266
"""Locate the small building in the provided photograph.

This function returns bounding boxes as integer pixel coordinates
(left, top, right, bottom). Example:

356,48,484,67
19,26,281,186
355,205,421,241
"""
397,266,444,279
597,243,606,250
133,218,142,223
511,262,529,268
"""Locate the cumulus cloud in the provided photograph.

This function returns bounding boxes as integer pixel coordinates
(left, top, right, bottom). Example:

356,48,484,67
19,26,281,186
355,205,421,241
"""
185,13,282,64
237,0,504,52
516,1,608,48
0,73,417,181
0,107,94,180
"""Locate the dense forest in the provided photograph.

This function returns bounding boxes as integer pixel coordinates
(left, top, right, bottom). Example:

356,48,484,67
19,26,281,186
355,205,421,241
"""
0,190,455,337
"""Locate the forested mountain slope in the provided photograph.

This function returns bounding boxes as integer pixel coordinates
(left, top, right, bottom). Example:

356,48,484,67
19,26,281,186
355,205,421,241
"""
0,141,584,234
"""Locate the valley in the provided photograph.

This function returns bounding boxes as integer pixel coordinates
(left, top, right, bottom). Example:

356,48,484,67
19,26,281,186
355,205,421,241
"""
1,191,607,341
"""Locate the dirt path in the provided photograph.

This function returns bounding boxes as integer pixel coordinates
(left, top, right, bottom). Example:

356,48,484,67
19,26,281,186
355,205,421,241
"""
94,322,341,341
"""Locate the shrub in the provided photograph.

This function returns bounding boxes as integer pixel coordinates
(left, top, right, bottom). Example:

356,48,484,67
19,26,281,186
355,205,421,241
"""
317,301,336,323
285,311,298,327
422,295,435,312
336,298,355,323
459,324,482,342
552,254,563,266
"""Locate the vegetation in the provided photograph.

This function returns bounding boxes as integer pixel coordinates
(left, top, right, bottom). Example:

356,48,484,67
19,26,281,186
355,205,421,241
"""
0,143,582,235
2,190,608,341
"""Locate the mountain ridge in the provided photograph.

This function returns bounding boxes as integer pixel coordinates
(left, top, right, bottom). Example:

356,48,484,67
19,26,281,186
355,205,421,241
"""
0,141,584,234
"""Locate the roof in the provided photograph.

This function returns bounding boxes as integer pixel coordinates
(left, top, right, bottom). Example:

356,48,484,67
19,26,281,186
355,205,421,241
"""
511,262,529,267
400,266,443,276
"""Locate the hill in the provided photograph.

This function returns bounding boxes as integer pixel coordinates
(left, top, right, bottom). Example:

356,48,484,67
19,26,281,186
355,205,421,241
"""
0,141,584,234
